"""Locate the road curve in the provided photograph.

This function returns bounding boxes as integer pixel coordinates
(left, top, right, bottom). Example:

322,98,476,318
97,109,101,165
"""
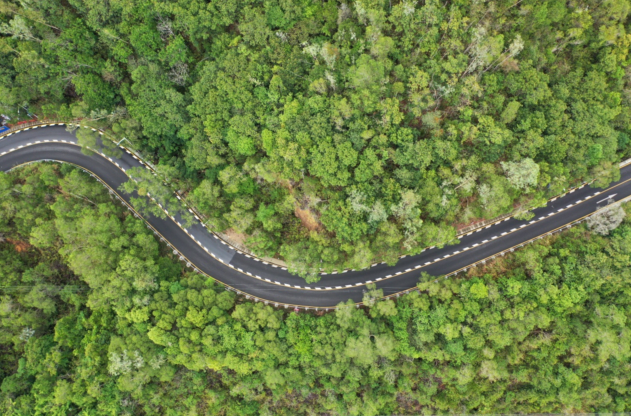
2,124,631,308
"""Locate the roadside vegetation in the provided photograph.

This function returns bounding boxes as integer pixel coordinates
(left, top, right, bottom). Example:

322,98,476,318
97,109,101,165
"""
2,0,631,279
2,164,630,415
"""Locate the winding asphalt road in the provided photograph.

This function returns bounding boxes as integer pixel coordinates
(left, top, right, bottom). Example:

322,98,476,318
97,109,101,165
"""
2,124,631,308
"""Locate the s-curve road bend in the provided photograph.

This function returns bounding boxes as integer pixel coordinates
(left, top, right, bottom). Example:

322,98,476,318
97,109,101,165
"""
2,124,631,308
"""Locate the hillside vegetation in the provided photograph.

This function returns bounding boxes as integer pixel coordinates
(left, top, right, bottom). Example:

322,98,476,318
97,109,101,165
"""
1,1,630,279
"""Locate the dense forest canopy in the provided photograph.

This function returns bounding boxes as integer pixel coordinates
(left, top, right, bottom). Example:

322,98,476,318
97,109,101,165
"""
1,164,631,414
2,2,631,413
1,0,631,279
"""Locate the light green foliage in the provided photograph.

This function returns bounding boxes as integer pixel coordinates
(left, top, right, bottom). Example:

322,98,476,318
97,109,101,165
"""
0,15,38,42
513,210,535,221
500,101,521,124
586,203,626,235
501,158,540,190
476,172,515,218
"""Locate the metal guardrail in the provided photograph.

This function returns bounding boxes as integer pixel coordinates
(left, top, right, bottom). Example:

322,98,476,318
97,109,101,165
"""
3,119,45,132
456,211,515,235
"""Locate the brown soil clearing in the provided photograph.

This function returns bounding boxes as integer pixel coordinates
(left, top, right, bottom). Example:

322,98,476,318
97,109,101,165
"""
295,207,321,231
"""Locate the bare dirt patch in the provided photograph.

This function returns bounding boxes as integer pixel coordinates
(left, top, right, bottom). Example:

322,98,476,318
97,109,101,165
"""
295,206,321,231
223,228,248,246
6,238,31,253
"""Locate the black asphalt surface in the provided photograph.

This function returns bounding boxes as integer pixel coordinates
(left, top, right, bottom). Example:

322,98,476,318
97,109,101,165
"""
2,125,630,308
